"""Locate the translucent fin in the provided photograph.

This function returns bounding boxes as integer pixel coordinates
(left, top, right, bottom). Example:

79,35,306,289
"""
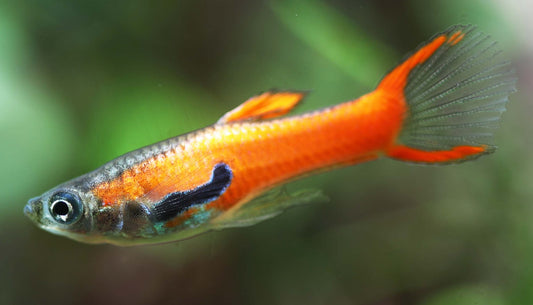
217,91,306,124
212,188,327,229
383,25,516,164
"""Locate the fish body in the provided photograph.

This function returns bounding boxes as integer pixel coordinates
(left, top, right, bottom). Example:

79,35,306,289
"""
25,25,516,245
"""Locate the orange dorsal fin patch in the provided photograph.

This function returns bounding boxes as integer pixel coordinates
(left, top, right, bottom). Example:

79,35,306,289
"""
217,91,306,124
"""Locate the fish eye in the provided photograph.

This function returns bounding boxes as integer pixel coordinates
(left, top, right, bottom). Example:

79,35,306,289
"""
49,192,83,224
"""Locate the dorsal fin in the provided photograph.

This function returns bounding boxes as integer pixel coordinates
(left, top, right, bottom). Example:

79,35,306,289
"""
217,91,306,124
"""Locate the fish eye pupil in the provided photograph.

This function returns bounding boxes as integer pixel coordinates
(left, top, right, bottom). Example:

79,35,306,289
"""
49,192,82,224
52,200,70,216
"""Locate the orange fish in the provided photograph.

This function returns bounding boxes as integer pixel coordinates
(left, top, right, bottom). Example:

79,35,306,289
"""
24,25,515,245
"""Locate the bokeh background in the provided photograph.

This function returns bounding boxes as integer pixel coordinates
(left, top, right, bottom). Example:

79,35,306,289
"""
2,0,532,304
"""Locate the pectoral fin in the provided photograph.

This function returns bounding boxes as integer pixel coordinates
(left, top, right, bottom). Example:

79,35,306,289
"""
217,91,307,124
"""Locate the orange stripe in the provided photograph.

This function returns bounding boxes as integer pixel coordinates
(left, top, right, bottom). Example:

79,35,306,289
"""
377,29,465,94
448,32,465,45
377,34,446,93
386,145,486,163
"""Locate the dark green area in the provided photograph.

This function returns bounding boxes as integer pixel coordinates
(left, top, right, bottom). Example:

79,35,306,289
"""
1,1,529,304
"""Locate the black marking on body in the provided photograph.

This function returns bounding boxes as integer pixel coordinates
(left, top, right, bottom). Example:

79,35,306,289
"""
122,202,151,235
152,163,233,222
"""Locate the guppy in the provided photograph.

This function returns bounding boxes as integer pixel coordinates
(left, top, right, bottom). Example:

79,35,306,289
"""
25,25,515,245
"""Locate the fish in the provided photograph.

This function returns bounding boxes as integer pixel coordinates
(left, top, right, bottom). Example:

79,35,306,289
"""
24,25,516,246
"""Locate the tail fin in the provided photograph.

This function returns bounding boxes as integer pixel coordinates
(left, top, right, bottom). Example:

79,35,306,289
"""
380,25,516,164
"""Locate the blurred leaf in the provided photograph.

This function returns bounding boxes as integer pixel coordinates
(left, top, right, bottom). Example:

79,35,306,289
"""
271,0,397,89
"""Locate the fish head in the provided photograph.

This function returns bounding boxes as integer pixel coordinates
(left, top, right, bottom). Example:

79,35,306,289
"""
24,180,102,244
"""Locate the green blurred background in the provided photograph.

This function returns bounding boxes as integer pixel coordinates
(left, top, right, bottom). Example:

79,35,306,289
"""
1,0,531,304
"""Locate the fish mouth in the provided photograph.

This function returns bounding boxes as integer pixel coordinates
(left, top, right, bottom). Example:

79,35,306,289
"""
24,198,65,235
24,197,42,221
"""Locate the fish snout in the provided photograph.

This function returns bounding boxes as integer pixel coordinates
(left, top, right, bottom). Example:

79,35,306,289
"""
24,197,43,220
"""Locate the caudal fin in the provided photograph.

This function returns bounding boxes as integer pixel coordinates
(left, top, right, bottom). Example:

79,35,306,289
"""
380,25,516,164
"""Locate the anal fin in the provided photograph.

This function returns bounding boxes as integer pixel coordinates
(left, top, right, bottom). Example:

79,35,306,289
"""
212,188,327,229
217,91,307,124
